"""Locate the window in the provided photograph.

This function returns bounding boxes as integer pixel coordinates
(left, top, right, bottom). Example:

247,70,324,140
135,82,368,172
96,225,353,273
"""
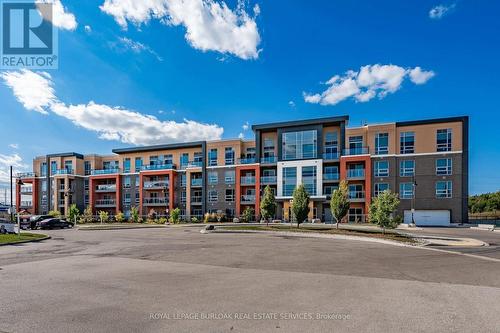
181,191,186,203
64,161,73,173
282,167,297,196
400,132,415,154
225,148,235,165
135,192,140,204
180,174,187,187
348,184,364,199
123,193,131,204
374,183,389,196
375,133,389,155
348,208,364,223
135,157,142,172
399,183,414,199
208,190,218,202
180,153,189,168
123,176,131,188
302,166,317,195
323,185,338,196
50,161,57,175
263,138,275,158
348,136,363,154
282,130,317,160
225,170,235,184
324,131,338,158
437,129,452,152
400,160,415,177
225,189,235,202
41,180,47,192
123,158,131,173
40,162,47,177
135,175,139,187
436,181,452,198
149,156,159,166
194,152,203,164
84,161,91,176
84,194,89,205
208,171,218,185
374,161,389,177
245,147,256,159
436,158,452,175
208,149,218,166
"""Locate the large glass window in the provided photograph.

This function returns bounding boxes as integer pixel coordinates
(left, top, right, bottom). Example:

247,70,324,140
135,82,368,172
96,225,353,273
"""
135,157,142,172
180,153,189,168
194,152,203,165
436,158,452,175
40,162,47,177
50,161,57,175
225,170,235,184
400,132,415,154
437,129,452,152
123,158,131,173
399,183,414,199
282,130,317,160
225,189,235,202
374,160,389,177
400,160,415,177
282,167,297,196
302,166,317,196
324,131,338,158
436,181,452,198
84,161,91,175
225,147,235,165
374,183,389,196
208,171,218,185
348,136,363,155
64,161,73,173
208,190,218,202
164,154,173,165
208,149,218,166
348,184,364,199
263,138,275,158
123,176,131,188
375,133,389,155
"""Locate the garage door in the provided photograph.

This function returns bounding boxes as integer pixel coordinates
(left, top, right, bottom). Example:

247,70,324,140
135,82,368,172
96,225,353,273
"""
403,210,450,226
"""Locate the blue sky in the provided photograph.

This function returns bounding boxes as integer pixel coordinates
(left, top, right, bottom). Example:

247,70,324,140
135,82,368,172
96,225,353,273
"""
0,0,499,196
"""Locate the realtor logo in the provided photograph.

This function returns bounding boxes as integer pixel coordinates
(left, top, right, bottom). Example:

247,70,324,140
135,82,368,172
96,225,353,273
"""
1,0,58,69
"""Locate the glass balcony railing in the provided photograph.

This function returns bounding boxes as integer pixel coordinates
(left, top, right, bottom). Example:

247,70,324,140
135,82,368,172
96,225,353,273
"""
323,173,340,181
141,164,175,171
241,176,256,185
260,176,277,184
96,184,117,192
95,199,116,206
20,201,32,207
143,180,169,189
17,172,36,178
54,169,73,175
347,169,365,178
91,168,120,175
348,191,365,200
191,179,203,187
20,186,33,194
187,161,203,168
143,197,168,205
260,156,277,164
241,195,256,203
343,147,369,156
323,152,340,160
239,157,257,164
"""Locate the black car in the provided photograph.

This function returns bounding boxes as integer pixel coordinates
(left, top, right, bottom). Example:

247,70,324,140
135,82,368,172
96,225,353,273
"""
36,218,74,230
30,215,53,229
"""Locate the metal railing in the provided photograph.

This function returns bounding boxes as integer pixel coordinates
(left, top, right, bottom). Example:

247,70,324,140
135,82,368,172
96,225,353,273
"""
91,168,120,175
260,176,277,184
95,199,116,206
96,184,117,192
241,195,256,203
143,180,169,189
141,164,175,171
54,169,73,175
187,161,203,168
191,179,203,187
323,152,340,160
143,197,169,205
347,169,365,178
20,201,32,207
348,191,365,199
241,176,256,185
323,173,340,181
17,172,36,178
343,147,369,156
239,157,257,164
260,156,277,164
20,186,33,194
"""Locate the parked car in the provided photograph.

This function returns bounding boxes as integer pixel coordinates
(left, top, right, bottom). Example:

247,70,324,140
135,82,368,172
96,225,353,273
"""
36,218,74,230
0,218,16,234
30,215,53,230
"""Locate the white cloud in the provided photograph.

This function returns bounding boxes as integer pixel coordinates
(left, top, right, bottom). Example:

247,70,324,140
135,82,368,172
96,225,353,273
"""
242,121,250,131
8,144,19,149
0,69,56,114
288,100,296,108
429,4,456,19
1,70,224,145
238,132,244,139
37,0,78,31
0,153,27,184
100,0,261,60
111,37,163,61
84,25,92,33
303,64,435,106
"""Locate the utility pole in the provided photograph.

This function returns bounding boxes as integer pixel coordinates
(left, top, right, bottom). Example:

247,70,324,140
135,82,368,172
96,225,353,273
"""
10,166,13,222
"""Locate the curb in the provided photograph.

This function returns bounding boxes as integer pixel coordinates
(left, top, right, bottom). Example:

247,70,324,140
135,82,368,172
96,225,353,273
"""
0,235,51,247
77,225,168,231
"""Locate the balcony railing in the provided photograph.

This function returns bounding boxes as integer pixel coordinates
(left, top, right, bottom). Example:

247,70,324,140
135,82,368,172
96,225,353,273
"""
348,191,365,200
347,169,365,179
191,179,203,187
342,147,369,156
143,197,169,205
260,156,277,164
54,169,73,175
91,168,120,175
20,186,33,194
141,164,175,171
241,176,256,185
143,180,169,189
17,172,37,178
95,199,116,207
239,157,257,164
323,152,340,160
96,184,116,192
323,173,340,181
191,196,203,204
261,176,277,184
20,201,32,207
241,195,256,203
187,161,203,168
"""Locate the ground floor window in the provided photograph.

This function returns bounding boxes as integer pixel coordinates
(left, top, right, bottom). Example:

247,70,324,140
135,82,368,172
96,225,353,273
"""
348,208,364,223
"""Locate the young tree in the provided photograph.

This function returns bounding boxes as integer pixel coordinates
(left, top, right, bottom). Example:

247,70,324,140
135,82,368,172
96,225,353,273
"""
98,210,109,224
292,184,310,228
115,211,125,223
130,206,140,223
68,204,80,224
260,185,277,225
330,180,350,229
170,207,181,224
241,207,254,223
48,210,61,218
369,190,400,234
79,205,93,224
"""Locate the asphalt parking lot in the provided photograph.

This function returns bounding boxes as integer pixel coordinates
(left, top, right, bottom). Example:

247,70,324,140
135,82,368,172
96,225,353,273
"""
0,226,499,333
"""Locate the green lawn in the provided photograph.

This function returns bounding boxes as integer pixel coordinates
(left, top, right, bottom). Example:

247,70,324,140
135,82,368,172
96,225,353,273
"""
0,233,48,244
221,225,417,244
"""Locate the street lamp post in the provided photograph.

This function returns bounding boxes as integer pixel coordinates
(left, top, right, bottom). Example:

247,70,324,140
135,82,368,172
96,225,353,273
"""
410,175,418,227
16,178,24,238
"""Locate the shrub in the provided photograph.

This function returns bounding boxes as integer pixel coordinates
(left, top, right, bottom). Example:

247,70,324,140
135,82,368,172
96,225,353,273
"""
130,206,140,223
169,207,181,224
191,216,200,223
79,206,93,224
115,211,126,223
369,190,401,233
68,204,80,223
240,207,254,223
98,210,109,223
204,213,218,223
158,217,168,224
48,210,61,218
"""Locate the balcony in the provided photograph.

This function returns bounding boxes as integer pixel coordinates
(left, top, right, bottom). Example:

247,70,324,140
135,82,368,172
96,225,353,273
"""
347,169,365,179
91,168,120,176
191,196,203,205
260,176,277,184
191,179,203,187
20,186,33,194
342,147,369,156
95,199,116,207
143,180,169,190
54,169,73,175
323,173,340,181
141,164,175,171
95,184,116,192
241,195,256,204
20,201,32,208
17,172,36,178
239,157,257,164
260,156,277,164
323,152,340,160
240,176,256,185
187,161,203,168
143,197,169,206
348,191,365,202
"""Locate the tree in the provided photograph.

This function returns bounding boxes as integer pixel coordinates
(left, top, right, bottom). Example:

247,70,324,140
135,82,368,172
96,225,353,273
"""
330,180,350,229
170,207,181,224
48,210,61,218
369,190,400,234
79,205,93,224
115,211,125,223
260,185,277,225
68,204,80,223
241,207,254,223
292,184,310,228
130,206,140,223
98,210,109,224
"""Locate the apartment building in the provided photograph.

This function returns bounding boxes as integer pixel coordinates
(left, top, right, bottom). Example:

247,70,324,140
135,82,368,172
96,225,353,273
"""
16,115,468,225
